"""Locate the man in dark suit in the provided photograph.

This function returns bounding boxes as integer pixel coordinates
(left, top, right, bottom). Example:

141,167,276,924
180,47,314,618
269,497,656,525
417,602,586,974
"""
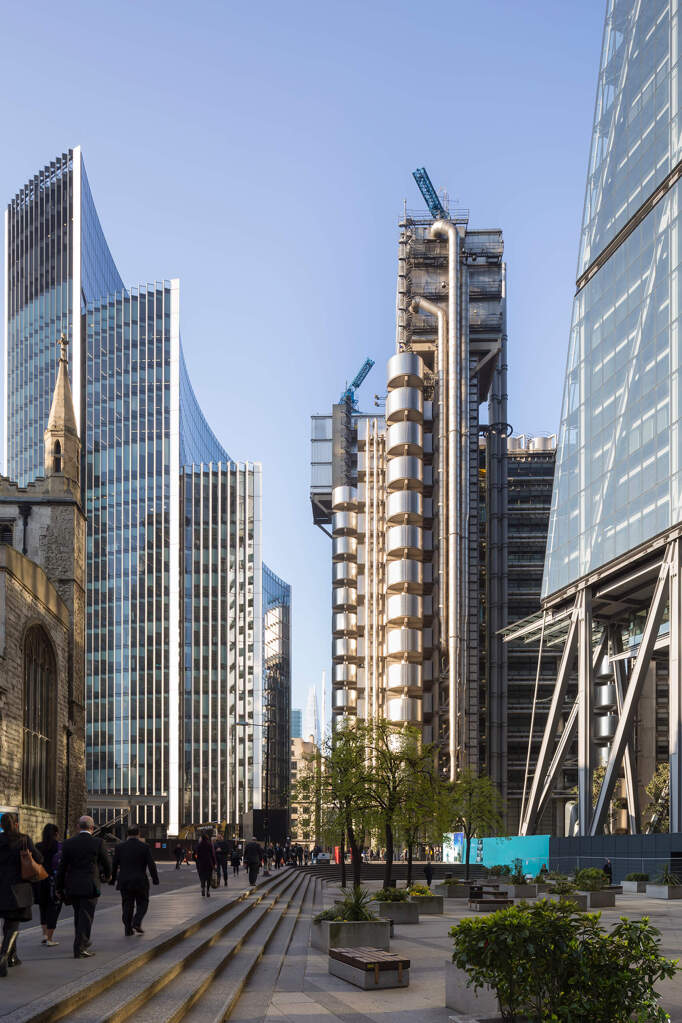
243,837,262,886
55,815,111,959
110,826,159,935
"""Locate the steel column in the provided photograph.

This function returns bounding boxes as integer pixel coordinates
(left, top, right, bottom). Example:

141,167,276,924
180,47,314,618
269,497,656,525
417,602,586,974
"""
669,538,682,832
577,588,594,834
609,625,640,834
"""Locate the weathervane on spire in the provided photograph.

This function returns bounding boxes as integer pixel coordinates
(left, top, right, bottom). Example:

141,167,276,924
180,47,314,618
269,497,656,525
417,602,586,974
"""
57,333,69,363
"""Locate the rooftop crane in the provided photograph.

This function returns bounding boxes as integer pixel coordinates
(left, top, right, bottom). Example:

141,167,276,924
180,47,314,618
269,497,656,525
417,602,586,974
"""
412,166,447,220
339,357,375,411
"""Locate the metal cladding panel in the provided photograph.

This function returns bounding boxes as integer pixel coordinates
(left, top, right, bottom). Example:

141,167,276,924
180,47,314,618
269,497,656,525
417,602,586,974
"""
544,0,682,596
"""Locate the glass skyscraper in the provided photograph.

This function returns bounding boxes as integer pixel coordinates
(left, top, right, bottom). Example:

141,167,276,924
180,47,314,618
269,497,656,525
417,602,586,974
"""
544,0,682,596
263,565,291,813
4,148,289,837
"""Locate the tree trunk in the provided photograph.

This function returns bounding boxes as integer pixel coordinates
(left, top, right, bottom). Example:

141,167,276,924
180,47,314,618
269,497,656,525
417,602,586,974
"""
340,833,346,888
407,842,413,887
465,833,471,880
383,820,394,888
346,816,362,889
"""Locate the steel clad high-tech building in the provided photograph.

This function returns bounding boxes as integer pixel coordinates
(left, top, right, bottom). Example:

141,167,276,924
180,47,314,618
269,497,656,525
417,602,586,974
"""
4,147,290,837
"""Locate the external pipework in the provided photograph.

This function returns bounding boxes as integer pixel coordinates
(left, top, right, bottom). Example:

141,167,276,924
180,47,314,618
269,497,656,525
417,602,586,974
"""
430,218,459,781
410,295,447,662
331,485,359,718
385,352,425,726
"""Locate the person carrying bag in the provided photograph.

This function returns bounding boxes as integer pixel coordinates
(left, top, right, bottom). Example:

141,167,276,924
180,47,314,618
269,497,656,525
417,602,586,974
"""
0,813,44,976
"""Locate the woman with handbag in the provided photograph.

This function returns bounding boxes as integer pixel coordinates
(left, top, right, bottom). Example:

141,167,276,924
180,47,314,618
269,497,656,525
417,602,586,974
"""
34,824,62,947
0,812,45,976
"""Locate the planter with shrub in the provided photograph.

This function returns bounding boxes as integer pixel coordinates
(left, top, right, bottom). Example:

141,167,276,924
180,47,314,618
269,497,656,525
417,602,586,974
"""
433,880,473,899
448,897,676,1021
646,866,682,900
622,872,649,894
311,886,390,951
501,868,537,899
407,883,443,914
372,886,419,923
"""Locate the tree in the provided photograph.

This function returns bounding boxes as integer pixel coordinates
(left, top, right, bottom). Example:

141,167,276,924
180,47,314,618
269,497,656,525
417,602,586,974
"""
449,769,504,879
362,720,435,888
645,762,670,833
395,754,450,886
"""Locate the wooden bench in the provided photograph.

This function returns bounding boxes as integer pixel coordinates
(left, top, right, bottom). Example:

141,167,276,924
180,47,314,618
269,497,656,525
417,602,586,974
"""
328,947,410,989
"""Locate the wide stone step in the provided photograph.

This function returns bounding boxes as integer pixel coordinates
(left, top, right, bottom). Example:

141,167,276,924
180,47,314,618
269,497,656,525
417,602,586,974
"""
6,869,297,1023
181,873,310,1023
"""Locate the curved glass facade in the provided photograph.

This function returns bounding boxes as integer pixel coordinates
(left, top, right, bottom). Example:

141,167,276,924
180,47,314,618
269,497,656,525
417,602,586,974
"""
544,1,682,596
263,565,291,813
4,149,286,837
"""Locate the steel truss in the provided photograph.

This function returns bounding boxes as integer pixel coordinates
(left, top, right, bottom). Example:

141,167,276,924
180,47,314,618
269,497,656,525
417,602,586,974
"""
509,527,682,836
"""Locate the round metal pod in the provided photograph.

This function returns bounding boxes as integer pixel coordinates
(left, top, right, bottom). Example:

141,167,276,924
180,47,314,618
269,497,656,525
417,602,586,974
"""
332,511,358,536
594,684,617,712
386,559,423,593
332,688,358,711
332,637,358,660
386,352,424,390
386,661,422,692
385,387,423,424
386,525,423,560
386,490,423,525
386,456,423,492
332,612,357,636
333,587,358,611
333,662,357,685
332,536,358,562
332,562,358,585
386,421,423,458
593,714,618,743
386,593,423,628
332,485,357,511
386,628,422,661
386,696,423,724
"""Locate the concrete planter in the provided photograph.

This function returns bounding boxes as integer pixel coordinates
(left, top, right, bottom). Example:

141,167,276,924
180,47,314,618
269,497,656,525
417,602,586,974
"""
311,919,390,952
561,890,615,909
408,894,444,914
501,883,537,899
646,884,682,900
375,901,419,924
445,960,498,1017
622,880,647,894
433,883,472,899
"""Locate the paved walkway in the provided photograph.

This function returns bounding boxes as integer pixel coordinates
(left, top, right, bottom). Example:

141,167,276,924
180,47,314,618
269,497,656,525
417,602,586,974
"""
0,862,251,1017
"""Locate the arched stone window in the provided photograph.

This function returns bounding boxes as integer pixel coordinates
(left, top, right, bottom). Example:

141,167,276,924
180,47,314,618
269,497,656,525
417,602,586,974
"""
22,626,55,809
53,439,62,473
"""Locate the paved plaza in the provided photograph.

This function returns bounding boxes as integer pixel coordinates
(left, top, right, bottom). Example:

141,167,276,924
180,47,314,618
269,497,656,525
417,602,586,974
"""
1,866,681,1021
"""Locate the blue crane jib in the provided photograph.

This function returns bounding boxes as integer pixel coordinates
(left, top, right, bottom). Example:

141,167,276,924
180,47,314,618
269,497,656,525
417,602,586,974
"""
340,357,375,410
412,167,446,220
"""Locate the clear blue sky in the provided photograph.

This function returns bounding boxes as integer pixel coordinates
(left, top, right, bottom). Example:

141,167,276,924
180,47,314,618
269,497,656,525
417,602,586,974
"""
0,0,606,713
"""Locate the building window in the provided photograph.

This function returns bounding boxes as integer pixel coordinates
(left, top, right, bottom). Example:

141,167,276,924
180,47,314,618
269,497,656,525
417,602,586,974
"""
22,626,55,809
53,440,62,473
0,521,13,544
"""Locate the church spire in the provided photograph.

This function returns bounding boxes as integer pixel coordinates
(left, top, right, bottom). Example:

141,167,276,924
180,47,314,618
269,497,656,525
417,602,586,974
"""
44,334,80,484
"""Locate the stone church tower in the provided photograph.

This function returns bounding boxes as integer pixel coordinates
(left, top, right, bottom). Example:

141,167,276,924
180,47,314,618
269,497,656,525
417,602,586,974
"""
0,335,86,838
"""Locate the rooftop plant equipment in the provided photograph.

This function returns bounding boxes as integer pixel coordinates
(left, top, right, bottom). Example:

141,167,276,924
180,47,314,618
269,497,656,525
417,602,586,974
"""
339,357,375,411
412,166,447,220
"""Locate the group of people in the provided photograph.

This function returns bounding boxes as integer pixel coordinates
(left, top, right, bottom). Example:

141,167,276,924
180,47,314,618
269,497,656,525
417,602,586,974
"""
0,812,161,972
173,836,308,895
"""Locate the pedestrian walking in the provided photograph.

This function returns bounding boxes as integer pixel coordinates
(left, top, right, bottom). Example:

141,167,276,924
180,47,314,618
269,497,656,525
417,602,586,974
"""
424,861,434,888
35,823,62,947
110,827,159,935
603,858,613,883
231,847,242,876
214,836,229,887
244,837,262,885
173,843,184,869
195,832,217,897
56,815,111,959
0,812,44,976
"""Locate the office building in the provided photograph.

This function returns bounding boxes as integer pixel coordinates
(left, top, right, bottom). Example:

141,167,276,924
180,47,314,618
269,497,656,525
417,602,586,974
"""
302,685,320,746
263,565,292,817
511,0,680,836
311,181,508,784
291,709,302,740
4,148,290,837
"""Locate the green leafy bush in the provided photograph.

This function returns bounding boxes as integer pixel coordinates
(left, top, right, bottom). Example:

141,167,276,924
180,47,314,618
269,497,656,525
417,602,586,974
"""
488,864,510,877
656,865,681,886
626,872,649,882
509,867,525,885
314,886,377,923
407,883,432,896
553,879,577,896
575,867,609,891
372,886,408,903
450,899,677,1022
